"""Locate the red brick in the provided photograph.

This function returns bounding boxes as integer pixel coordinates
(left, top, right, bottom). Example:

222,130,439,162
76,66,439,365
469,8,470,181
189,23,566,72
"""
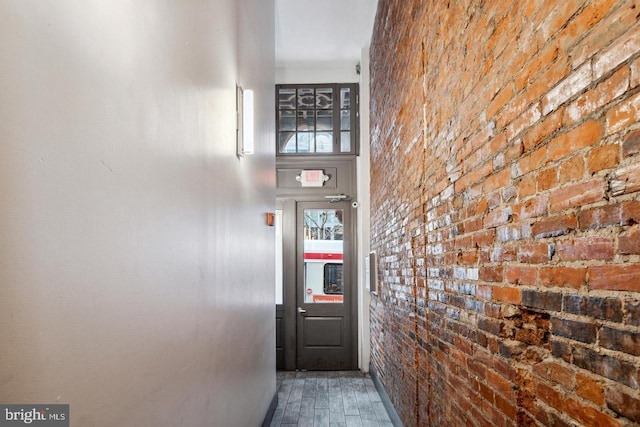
623,129,640,157
487,84,515,120
537,168,557,191
606,91,640,136
539,0,583,41
549,178,605,212
548,120,603,161
552,317,598,344
477,285,492,300
476,198,489,214
532,214,577,238
633,55,640,88
576,373,605,406
468,359,489,380
488,132,509,159
521,108,563,152
515,146,547,177
565,66,630,125
487,191,501,209
493,286,522,305
539,266,586,289
456,161,493,192
474,229,496,248
497,94,528,137
504,266,537,286
542,62,592,116
627,299,640,327
556,237,614,261
578,203,623,230
558,0,619,53
486,369,513,397
495,392,517,419
609,161,640,197
588,144,620,173
516,41,560,93
564,397,621,427
546,410,576,427
533,379,564,412
507,103,542,141
619,226,640,255
524,59,571,109
590,264,640,291
484,207,512,229
517,243,553,263
622,200,640,224
368,2,640,425
494,357,517,382
475,379,493,402
571,1,640,68
558,155,585,183
534,360,575,390
484,167,511,193
532,360,547,377
600,326,640,357
460,250,478,264
514,195,548,220
518,174,536,198
594,22,640,80
465,216,484,234
606,385,640,423
522,289,562,312
547,361,575,390
479,266,503,283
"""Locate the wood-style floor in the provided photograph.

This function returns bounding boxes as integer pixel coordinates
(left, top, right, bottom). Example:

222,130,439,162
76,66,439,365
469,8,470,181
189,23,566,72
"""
270,371,395,427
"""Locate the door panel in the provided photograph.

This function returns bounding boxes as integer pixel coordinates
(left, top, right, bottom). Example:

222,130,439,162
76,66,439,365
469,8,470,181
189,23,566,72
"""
303,317,343,346
296,201,352,370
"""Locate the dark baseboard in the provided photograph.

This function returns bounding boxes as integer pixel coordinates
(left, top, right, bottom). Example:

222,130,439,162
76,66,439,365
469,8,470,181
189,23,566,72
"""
369,364,404,427
261,391,278,427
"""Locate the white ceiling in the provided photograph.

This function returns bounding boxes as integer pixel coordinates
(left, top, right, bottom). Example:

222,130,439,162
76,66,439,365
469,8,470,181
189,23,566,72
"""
275,0,379,66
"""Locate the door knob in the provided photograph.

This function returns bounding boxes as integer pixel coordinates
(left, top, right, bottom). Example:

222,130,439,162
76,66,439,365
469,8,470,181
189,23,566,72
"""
298,307,307,314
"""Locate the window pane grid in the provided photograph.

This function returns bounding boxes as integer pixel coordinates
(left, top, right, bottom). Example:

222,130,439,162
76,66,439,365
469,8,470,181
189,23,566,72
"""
277,84,357,155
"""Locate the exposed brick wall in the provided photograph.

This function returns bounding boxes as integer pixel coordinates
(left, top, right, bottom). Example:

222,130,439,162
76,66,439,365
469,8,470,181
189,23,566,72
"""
369,1,640,426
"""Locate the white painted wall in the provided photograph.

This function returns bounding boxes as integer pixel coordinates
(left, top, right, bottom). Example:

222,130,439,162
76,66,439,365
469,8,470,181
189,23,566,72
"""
276,61,360,84
0,1,276,426
356,47,372,373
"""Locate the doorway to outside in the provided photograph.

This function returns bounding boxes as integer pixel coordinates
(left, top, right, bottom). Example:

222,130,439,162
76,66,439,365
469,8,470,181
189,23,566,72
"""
274,83,359,371
276,199,357,370
277,199,356,370
275,83,359,370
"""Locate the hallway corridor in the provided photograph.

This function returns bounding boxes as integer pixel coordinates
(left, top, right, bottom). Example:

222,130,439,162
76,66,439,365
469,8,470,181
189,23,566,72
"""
270,371,394,427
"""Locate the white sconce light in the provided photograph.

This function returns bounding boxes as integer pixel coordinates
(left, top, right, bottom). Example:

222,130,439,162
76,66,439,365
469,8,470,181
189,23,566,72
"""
237,85,254,157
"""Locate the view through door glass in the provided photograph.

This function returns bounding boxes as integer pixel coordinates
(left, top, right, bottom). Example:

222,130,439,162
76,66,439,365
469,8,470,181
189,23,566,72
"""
303,208,343,304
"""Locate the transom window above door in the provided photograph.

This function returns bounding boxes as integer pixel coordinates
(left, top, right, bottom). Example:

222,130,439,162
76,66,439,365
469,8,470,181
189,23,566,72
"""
276,84,359,155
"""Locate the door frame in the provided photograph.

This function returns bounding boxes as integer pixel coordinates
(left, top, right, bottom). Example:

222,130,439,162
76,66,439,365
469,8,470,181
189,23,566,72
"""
276,155,358,371
295,200,354,370
281,197,358,370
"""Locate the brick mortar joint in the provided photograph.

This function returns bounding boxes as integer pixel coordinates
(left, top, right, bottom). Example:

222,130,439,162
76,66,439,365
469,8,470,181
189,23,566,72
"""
550,334,640,363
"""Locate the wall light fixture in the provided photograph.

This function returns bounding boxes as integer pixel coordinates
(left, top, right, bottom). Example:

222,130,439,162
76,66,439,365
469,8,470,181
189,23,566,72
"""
237,85,254,157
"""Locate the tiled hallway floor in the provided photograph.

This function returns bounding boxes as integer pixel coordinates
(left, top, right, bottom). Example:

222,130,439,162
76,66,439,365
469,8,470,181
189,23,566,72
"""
270,371,394,427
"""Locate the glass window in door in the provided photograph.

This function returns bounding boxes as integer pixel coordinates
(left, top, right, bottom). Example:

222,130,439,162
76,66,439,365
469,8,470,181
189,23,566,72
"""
302,209,344,304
